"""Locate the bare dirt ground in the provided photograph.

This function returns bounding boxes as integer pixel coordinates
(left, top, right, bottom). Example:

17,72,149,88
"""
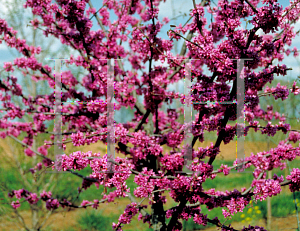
0,139,298,230
201,215,300,231
1,206,299,231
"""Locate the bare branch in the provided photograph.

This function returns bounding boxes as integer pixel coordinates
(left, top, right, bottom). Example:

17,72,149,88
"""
244,0,258,13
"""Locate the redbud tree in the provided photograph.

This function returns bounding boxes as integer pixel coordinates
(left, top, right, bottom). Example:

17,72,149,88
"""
1,0,300,230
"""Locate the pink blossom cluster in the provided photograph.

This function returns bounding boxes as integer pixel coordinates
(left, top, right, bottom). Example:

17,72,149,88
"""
113,202,139,230
9,189,89,211
240,141,300,174
251,178,283,201
80,200,90,208
128,131,163,159
70,132,86,146
250,104,286,122
222,197,248,218
137,212,151,228
62,152,134,201
29,162,42,174
193,143,220,160
291,81,300,95
286,168,300,192
222,124,236,144
193,212,208,226
79,199,100,209
8,189,39,209
61,151,89,171
218,164,231,176
241,225,267,231
160,152,184,172
264,82,290,100
134,168,156,198
45,198,60,210
288,131,300,143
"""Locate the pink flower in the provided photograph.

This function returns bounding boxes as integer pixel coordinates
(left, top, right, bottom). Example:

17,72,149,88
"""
242,225,267,231
291,81,300,95
36,162,43,171
288,131,300,143
26,193,39,204
40,190,52,201
252,178,282,201
162,17,170,24
70,132,86,146
193,213,208,225
46,199,60,211
3,62,14,72
37,146,48,156
80,200,90,208
0,131,6,139
218,164,231,176
116,202,138,227
14,189,29,199
11,200,20,209
24,148,35,157
92,199,99,209
31,18,39,29
286,168,300,192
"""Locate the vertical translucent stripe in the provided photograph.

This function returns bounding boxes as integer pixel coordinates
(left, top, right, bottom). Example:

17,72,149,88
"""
183,61,193,172
51,59,66,171
107,59,115,173
235,59,249,172
45,58,69,171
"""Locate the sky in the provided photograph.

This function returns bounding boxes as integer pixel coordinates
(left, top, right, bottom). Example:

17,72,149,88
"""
0,0,300,123
1,0,299,79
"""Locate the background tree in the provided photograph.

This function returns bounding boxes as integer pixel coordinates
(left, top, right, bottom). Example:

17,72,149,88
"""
0,0,93,230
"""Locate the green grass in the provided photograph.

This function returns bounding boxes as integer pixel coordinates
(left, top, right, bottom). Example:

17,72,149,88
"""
1,156,300,230
180,158,300,230
181,191,300,230
77,209,114,231
73,158,300,230
0,166,31,213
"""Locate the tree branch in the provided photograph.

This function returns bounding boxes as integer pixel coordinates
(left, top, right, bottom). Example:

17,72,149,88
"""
244,0,258,13
8,135,100,183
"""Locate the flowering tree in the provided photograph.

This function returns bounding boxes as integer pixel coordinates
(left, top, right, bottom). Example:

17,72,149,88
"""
0,0,84,229
1,0,300,230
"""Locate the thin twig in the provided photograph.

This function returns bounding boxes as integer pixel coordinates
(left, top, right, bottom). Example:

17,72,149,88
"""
244,0,258,13
7,135,100,183
46,132,107,145
282,0,300,18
